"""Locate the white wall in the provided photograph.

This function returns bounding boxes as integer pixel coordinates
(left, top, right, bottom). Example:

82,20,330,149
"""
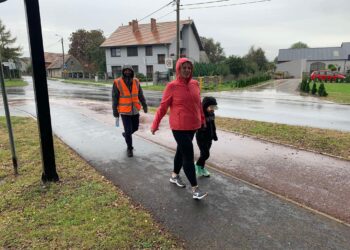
276,59,306,78
104,23,201,76
181,25,200,62
105,45,170,76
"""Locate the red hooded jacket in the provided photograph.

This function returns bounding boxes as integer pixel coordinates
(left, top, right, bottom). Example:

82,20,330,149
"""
151,58,205,131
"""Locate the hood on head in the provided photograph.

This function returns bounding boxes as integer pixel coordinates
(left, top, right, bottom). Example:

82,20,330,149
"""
122,65,134,78
202,96,217,110
175,57,193,82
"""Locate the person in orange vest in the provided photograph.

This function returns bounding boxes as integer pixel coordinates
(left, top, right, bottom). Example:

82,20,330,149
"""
112,65,148,157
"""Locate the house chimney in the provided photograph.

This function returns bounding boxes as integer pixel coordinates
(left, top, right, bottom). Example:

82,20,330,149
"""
151,18,157,32
128,21,132,26
132,19,138,32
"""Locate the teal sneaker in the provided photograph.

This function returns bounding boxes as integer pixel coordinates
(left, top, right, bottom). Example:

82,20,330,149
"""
202,167,210,177
195,164,203,177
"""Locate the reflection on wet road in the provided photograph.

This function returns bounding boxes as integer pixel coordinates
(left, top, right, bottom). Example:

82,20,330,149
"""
3,77,350,131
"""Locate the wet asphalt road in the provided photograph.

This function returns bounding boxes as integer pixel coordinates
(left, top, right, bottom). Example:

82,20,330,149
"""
5,77,350,132
1,77,350,248
3,100,350,249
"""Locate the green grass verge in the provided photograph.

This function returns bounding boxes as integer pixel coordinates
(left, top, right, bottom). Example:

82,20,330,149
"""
216,117,350,160
322,83,350,104
0,117,180,249
4,79,27,87
62,79,111,87
148,107,350,159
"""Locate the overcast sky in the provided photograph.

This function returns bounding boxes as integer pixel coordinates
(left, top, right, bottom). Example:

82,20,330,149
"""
0,0,349,61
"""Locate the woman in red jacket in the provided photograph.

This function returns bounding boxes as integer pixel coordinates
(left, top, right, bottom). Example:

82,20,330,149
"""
151,58,207,200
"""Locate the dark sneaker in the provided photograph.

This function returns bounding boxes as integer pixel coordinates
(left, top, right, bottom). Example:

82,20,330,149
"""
202,167,210,177
127,148,133,157
169,175,186,188
192,187,208,200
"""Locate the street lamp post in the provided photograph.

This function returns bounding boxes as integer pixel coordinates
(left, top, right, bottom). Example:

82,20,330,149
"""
0,0,18,175
24,0,59,182
176,0,180,61
55,34,65,77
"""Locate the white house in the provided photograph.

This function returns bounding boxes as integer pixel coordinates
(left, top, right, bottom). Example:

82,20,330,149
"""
276,42,350,78
100,19,204,79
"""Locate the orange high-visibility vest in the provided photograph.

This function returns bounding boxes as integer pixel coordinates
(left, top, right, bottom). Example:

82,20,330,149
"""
114,78,141,114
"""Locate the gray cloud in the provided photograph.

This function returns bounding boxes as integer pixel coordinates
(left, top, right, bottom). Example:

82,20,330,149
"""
1,0,349,61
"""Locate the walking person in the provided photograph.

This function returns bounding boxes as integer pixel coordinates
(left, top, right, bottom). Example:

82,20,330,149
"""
151,58,208,200
112,65,148,157
195,96,218,177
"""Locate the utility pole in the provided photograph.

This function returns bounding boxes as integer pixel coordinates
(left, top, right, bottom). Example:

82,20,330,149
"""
0,46,18,175
176,0,180,61
56,34,65,78
61,37,65,72
24,0,59,182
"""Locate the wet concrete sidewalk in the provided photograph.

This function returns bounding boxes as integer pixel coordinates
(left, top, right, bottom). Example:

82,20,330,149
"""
4,100,350,249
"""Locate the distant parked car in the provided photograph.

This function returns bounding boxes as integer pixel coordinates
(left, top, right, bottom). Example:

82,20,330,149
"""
310,70,345,81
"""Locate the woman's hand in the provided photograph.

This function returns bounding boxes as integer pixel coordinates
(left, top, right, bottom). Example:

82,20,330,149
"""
151,128,158,135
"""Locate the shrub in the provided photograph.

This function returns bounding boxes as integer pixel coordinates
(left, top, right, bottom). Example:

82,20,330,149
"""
300,77,310,93
318,83,328,97
193,62,229,77
136,73,147,82
311,82,317,95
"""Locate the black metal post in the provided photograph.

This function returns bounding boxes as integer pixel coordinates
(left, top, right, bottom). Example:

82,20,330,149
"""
24,0,59,182
0,59,18,175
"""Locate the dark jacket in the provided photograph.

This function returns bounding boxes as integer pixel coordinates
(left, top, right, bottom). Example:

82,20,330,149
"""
112,65,147,117
196,96,218,145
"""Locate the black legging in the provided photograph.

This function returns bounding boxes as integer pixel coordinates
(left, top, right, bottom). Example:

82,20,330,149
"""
172,130,197,187
196,141,212,168
121,114,139,149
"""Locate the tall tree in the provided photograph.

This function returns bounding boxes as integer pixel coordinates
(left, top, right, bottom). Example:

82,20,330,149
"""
244,46,268,72
68,29,106,72
290,41,309,49
0,19,22,60
200,36,225,63
226,55,245,76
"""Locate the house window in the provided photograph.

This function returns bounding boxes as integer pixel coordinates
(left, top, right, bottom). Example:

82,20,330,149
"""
111,66,122,76
333,50,340,57
127,47,138,57
145,46,153,56
158,54,165,64
111,48,121,57
180,48,186,58
132,65,139,74
146,65,153,79
348,54,350,60
180,31,183,40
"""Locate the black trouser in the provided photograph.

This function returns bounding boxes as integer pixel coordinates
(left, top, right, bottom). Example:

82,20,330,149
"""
172,130,197,187
196,141,212,168
121,114,139,149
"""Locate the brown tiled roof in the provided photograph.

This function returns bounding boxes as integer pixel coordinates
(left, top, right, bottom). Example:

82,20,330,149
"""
101,20,193,47
47,55,72,69
44,52,64,63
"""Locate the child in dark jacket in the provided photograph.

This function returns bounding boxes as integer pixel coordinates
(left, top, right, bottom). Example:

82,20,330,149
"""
195,96,218,177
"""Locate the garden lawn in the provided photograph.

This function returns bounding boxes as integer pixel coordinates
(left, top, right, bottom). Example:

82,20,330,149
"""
321,83,350,104
4,79,27,87
216,117,350,160
0,117,180,249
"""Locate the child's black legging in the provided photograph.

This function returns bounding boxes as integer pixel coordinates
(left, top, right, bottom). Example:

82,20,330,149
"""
172,130,197,187
196,141,212,168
